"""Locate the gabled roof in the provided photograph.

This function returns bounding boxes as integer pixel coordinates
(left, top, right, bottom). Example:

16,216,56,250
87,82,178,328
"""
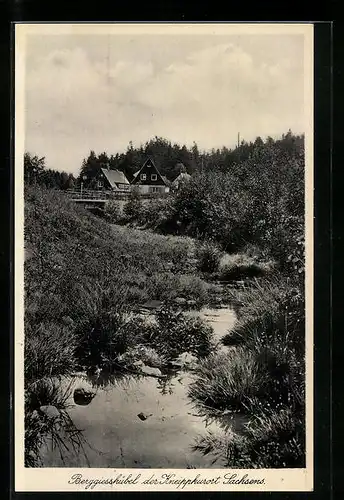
131,158,168,186
101,168,129,188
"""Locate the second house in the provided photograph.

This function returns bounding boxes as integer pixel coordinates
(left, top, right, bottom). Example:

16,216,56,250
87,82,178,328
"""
131,158,170,194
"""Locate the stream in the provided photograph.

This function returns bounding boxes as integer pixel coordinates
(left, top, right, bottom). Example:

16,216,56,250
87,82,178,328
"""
40,307,238,468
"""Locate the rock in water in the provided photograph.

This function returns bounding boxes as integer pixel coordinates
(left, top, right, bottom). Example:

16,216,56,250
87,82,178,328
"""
187,299,197,307
137,412,152,421
39,405,60,420
174,297,187,306
73,387,96,406
141,365,162,377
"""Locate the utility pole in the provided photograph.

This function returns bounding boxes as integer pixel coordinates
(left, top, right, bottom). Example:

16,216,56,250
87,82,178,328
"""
237,132,240,148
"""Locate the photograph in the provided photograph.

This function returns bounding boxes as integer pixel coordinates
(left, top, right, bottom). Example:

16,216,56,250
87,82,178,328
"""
15,22,314,491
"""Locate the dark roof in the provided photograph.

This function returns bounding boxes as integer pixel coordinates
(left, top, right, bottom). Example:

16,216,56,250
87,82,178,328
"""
131,158,168,186
101,168,129,188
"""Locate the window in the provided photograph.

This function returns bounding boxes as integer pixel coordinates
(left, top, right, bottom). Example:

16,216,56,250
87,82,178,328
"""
140,173,146,181
151,174,157,181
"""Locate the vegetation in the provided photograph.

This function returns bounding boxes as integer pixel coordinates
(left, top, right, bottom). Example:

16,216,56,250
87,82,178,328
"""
195,240,223,274
24,130,306,468
24,152,76,190
25,377,89,467
122,132,304,269
24,185,218,465
189,275,305,467
111,131,305,468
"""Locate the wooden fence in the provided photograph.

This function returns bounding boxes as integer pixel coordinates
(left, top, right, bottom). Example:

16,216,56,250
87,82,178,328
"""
65,189,170,202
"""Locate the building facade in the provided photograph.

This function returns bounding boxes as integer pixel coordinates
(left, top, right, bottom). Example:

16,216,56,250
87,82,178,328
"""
130,158,170,194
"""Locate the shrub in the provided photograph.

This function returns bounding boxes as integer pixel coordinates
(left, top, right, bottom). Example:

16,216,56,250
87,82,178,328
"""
153,307,214,359
121,308,214,361
25,322,77,383
104,200,122,223
74,311,135,370
123,188,143,222
217,253,275,281
195,240,222,274
233,408,305,468
188,349,269,413
118,345,166,369
222,277,305,356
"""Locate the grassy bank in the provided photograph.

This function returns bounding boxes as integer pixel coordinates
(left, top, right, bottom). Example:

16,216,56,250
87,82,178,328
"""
24,186,219,465
188,276,305,467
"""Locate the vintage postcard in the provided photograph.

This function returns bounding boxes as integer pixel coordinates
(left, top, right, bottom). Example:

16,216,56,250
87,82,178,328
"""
14,22,314,492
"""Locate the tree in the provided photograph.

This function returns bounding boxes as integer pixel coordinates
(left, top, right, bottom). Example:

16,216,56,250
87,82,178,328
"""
79,151,102,187
24,153,46,185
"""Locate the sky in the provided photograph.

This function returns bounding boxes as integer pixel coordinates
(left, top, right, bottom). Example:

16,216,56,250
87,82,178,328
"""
23,28,307,175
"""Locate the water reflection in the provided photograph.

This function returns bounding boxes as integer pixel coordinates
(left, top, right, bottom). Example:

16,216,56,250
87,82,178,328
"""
38,306,239,468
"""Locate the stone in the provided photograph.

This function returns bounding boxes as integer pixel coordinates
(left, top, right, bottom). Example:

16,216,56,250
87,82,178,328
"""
39,405,60,420
187,300,197,307
140,365,162,377
174,297,187,305
73,387,96,406
137,412,152,421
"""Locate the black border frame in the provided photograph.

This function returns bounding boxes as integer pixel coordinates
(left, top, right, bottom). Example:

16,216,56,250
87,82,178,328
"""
1,13,332,500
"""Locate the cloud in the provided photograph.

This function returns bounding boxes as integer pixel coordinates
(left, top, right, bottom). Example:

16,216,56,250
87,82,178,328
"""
25,39,305,174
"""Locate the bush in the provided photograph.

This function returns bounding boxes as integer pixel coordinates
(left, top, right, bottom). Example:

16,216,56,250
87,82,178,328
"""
118,345,166,369
104,200,122,223
25,322,77,383
217,253,275,281
222,277,305,355
123,188,143,222
154,308,214,359
195,240,222,274
74,311,135,370
188,349,268,413
121,308,214,361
